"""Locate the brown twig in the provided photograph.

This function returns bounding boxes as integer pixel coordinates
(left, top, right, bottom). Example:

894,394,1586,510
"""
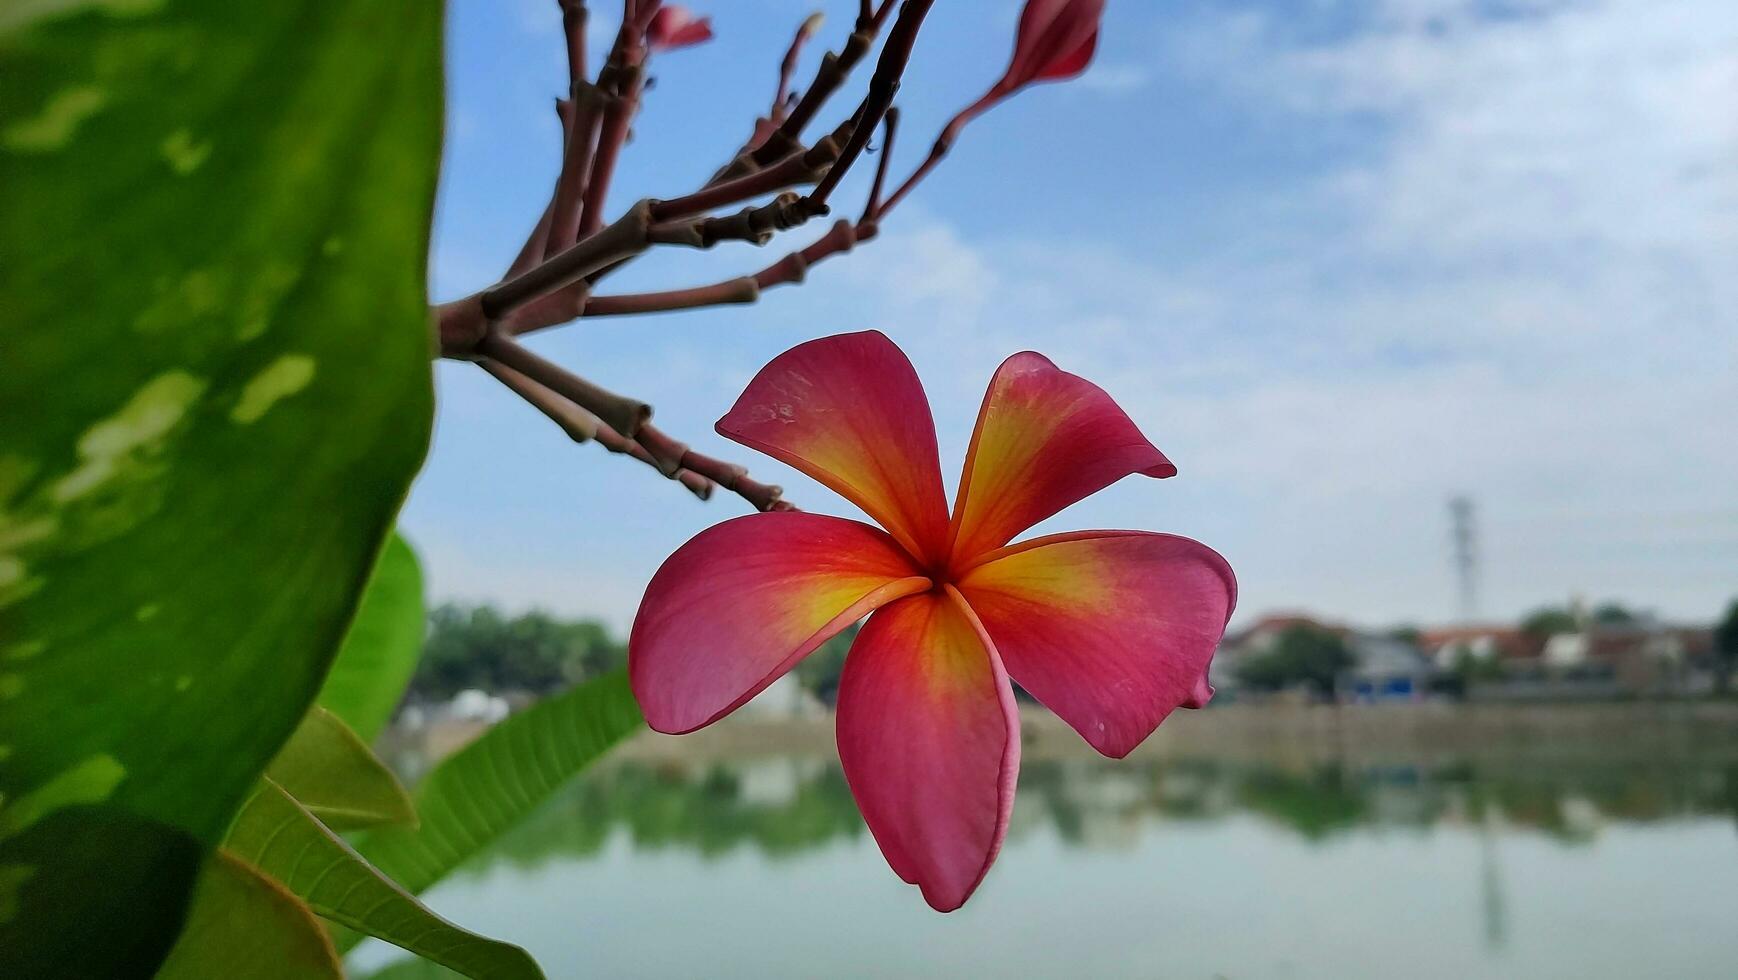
636,424,786,511
862,107,899,224
772,13,827,125
564,218,868,321
579,4,658,238
809,0,935,209
751,10,883,170
476,331,650,438
479,358,600,443
649,132,842,223
481,201,653,320
485,355,714,500
543,83,607,255
647,193,824,249
592,420,715,500
880,101,981,217
561,0,589,83
582,278,759,317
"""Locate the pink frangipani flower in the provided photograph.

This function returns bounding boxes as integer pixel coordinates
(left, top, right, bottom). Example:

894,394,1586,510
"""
646,5,713,51
629,330,1236,911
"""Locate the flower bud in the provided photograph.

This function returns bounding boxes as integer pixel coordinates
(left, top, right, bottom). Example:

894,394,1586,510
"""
647,6,713,51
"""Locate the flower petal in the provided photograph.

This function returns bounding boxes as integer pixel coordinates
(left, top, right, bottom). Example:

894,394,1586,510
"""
1182,670,1216,710
948,352,1175,563
717,331,951,564
957,530,1236,758
836,587,1020,912
630,512,930,734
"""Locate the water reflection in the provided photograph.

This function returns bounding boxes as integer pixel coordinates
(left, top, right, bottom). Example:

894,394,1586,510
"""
358,749,1738,979
463,756,1738,875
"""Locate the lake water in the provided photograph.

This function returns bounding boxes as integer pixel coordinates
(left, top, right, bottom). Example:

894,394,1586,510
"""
353,738,1738,979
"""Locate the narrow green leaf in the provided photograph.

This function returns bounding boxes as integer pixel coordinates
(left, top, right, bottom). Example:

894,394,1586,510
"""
358,957,467,980
156,851,343,980
355,671,645,895
0,2,441,971
225,780,542,980
319,533,427,743
268,706,417,830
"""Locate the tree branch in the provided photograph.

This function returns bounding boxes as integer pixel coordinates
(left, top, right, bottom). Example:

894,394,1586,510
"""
560,0,589,84
636,424,787,511
543,83,607,255
480,201,653,321
582,277,759,316
479,358,600,443
475,331,650,438
483,358,714,500
862,106,899,224
808,0,935,209
568,218,869,321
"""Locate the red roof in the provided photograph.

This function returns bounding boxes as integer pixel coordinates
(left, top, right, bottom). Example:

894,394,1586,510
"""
1417,626,1533,659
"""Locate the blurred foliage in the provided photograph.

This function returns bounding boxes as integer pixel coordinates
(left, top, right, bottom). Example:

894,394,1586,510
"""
412,605,863,706
1714,599,1738,695
1520,607,1578,638
1234,625,1355,696
1592,602,1638,625
353,671,644,899
412,604,627,701
320,535,427,743
792,623,861,705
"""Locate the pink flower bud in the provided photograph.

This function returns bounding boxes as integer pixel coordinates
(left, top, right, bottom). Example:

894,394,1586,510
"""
646,6,713,51
941,0,1105,146
1001,0,1104,91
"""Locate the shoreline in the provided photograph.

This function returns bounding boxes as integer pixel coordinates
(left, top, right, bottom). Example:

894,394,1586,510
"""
393,699,1738,768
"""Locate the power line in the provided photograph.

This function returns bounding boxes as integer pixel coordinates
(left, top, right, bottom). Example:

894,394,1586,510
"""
1450,495,1478,622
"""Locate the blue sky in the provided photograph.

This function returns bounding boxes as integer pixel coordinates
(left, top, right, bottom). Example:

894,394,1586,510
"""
405,0,1738,632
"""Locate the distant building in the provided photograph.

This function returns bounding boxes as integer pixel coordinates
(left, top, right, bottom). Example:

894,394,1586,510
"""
446,688,510,724
1339,634,1433,702
1417,626,1530,671
1538,617,1711,695
1214,613,1433,702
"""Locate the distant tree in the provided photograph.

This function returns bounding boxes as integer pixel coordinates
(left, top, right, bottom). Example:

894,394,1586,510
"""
1592,602,1637,626
1520,607,1578,639
1235,625,1354,698
793,623,860,706
1715,599,1738,696
1451,645,1505,685
413,603,626,700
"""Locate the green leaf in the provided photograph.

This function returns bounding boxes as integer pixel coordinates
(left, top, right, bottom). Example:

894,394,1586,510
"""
319,533,427,743
268,706,416,830
156,851,343,980
0,2,441,973
0,806,202,976
355,671,645,896
225,780,542,980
